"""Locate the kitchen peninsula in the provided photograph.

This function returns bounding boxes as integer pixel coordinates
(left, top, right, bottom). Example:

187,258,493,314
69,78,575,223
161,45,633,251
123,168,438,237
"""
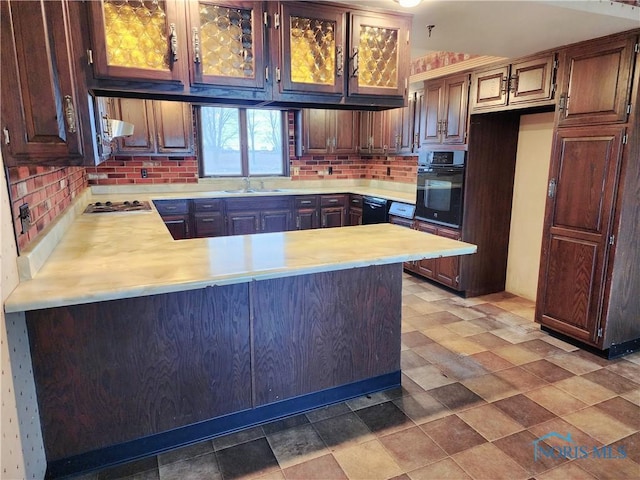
5,195,476,478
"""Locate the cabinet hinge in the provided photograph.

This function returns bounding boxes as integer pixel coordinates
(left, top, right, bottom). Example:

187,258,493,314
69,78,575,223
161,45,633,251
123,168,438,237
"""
263,11,268,27
597,328,603,338
274,12,280,29
609,234,615,245
87,49,93,65
623,134,628,145
3,127,9,145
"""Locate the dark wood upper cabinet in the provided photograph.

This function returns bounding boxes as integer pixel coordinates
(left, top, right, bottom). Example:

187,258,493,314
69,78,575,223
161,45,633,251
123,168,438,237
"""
86,0,187,84
187,1,267,91
276,2,346,97
557,35,636,126
0,0,93,166
470,53,557,112
419,74,469,146
153,101,194,154
348,12,410,99
111,98,194,156
536,125,625,346
302,109,358,155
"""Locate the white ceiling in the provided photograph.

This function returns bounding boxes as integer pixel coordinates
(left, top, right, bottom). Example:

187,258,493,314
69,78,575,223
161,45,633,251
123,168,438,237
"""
342,0,640,59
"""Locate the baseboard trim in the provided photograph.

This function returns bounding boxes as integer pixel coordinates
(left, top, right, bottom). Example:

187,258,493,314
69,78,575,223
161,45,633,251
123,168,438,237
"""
46,371,401,479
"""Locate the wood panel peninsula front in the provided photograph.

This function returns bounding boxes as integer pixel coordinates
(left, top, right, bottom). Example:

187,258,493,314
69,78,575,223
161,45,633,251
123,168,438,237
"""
5,206,476,478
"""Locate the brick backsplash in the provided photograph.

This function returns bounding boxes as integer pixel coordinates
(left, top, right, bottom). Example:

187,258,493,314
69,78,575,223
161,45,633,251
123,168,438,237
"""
86,156,199,185
8,166,87,251
290,155,417,183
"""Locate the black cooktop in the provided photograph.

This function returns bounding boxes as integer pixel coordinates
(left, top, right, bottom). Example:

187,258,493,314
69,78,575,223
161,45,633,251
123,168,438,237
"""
84,200,152,214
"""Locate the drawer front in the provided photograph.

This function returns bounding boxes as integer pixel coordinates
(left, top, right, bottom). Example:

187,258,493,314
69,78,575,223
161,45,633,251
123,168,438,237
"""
436,226,461,240
154,199,190,215
293,195,318,209
320,194,347,207
226,196,292,211
349,195,363,208
193,198,223,212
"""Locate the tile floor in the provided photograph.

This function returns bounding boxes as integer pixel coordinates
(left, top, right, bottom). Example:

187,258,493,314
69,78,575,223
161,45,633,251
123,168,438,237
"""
78,274,640,480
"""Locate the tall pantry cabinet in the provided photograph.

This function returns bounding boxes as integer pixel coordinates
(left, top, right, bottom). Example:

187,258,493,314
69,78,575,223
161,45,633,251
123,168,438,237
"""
536,31,640,357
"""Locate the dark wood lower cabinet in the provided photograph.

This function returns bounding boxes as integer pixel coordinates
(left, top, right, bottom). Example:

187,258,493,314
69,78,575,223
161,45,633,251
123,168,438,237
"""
25,264,402,477
162,214,191,240
27,285,252,461
321,207,346,228
262,209,291,233
193,211,226,238
295,208,319,230
228,211,260,236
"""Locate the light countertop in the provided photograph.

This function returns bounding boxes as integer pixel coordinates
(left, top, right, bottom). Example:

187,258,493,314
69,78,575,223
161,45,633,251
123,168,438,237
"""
6,185,475,313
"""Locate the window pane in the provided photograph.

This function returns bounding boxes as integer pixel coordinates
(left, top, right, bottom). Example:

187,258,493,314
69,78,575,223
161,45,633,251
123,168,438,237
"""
200,106,242,176
246,109,284,175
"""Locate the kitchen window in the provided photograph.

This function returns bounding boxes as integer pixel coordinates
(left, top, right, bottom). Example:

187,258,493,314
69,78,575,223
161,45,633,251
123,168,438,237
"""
198,106,288,177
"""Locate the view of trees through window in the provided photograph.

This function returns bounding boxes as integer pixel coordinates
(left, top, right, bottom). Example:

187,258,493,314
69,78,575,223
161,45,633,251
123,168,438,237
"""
200,106,285,177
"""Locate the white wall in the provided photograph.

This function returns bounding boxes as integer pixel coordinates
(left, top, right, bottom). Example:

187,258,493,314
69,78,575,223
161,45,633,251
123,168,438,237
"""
505,112,554,301
1,152,46,480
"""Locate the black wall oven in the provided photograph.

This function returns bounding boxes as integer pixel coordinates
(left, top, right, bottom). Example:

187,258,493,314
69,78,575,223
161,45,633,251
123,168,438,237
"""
415,150,466,228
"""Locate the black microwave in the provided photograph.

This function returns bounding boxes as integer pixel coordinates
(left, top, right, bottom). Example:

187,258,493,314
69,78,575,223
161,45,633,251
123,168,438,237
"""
415,151,466,228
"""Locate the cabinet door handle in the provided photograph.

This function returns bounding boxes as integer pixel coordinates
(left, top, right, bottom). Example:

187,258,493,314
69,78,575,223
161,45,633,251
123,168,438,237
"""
255,218,260,231
328,199,338,203
351,47,359,78
300,200,312,205
336,45,343,77
169,23,178,62
64,96,76,134
201,218,214,223
296,217,300,229
442,120,448,136
262,217,265,231
192,27,201,64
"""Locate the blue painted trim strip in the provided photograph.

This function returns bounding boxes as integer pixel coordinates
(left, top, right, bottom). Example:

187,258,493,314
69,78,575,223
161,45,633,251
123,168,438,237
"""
46,371,401,479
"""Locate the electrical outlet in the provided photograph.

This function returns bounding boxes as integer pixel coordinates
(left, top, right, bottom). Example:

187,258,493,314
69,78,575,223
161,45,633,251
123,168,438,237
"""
386,167,391,176
293,167,300,176
328,166,333,175
19,204,31,234
141,168,148,178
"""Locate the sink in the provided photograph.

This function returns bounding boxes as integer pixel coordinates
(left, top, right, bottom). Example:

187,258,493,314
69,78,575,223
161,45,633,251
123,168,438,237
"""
223,188,282,193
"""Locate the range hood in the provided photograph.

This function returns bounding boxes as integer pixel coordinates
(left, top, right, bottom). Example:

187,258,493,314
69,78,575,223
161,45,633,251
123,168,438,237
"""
105,118,134,138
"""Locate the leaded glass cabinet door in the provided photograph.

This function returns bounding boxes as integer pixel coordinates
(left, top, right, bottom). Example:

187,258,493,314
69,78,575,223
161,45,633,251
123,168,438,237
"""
348,13,410,98
278,3,345,96
87,0,186,83
188,1,266,89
